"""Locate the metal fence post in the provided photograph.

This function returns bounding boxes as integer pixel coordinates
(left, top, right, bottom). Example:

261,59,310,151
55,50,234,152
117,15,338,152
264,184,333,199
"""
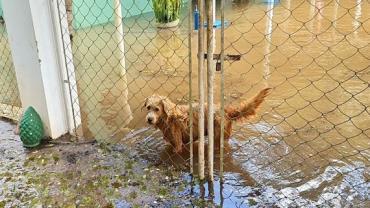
55,0,82,135
198,0,206,181
219,0,225,183
206,0,215,182
188,0,194,176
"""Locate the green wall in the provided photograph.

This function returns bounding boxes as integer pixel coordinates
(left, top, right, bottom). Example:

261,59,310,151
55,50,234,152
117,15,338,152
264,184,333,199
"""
73,0,154,29
0,0,3,17
0,0,185,29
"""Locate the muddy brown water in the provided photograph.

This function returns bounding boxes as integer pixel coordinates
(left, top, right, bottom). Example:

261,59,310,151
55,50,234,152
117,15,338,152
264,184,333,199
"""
48,0,370,206
0,0,368,207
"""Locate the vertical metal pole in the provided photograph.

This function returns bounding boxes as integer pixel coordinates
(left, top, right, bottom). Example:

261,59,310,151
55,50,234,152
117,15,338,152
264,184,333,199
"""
206,0,215,182
112,0,133,130
188,0,194,176
55,0,78,134
113,0,125,76
198,0,205,181
213,0,216,21
220,0,225,182
264,1,274,80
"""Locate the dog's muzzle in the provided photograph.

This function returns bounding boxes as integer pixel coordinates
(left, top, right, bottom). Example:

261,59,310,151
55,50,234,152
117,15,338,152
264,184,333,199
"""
147,117,153,124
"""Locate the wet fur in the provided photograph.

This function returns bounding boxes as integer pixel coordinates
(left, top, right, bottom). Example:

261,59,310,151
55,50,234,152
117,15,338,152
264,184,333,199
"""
144,88,272,153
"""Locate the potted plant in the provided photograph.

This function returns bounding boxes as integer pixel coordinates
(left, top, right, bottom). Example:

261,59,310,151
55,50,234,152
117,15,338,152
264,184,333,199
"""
152,0,182,28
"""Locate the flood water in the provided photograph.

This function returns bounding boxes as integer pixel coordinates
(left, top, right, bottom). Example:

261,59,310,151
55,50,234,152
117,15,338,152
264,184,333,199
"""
70,0,369,206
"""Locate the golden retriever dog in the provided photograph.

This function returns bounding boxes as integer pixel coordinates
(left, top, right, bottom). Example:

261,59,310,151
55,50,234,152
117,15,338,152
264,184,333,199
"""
143,88,271,153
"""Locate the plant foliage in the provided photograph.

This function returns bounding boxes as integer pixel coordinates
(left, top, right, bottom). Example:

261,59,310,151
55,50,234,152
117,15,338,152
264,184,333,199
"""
152,0,182,23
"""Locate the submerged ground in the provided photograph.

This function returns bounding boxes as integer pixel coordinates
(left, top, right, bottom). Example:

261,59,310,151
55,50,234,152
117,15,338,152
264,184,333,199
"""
1,118,369,207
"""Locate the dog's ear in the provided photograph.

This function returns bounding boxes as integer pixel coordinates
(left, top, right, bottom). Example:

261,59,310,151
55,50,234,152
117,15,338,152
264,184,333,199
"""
160,97,177,116
141,97,148,111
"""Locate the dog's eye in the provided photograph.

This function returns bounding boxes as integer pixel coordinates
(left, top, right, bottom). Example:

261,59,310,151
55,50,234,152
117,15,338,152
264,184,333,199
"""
147,106,150,110
154,107,159,112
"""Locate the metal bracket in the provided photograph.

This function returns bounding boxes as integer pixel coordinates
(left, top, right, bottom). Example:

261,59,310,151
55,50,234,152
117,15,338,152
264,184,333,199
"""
203,53,241,71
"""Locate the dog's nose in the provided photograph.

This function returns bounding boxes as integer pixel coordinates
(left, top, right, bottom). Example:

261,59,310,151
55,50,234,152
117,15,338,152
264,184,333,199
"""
147,118,153,124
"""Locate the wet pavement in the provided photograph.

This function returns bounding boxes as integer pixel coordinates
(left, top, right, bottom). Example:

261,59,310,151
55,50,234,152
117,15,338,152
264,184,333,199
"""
0,120,195,207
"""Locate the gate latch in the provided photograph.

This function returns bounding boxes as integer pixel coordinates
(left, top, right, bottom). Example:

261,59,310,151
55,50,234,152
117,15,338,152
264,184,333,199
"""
203,53,241,71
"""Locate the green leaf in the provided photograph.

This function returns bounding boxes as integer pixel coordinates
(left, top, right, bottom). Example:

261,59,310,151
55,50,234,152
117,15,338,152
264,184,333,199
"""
152,0,182,23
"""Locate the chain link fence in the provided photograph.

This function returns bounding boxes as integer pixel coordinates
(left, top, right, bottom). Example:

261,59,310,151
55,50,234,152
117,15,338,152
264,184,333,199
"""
56,0,193,169
56,0,369,207
0,17,22,121
220,0,370,207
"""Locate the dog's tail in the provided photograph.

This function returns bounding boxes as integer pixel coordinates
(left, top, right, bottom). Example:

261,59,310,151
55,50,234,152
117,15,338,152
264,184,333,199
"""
225,88,271,122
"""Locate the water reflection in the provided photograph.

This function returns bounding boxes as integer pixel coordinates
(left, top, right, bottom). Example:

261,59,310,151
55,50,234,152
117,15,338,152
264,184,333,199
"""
73,24,133,139
353,0,362,37
263,0,275,79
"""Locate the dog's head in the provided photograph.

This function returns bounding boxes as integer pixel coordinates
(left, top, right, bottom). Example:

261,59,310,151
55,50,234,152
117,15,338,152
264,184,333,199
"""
143,94,176,125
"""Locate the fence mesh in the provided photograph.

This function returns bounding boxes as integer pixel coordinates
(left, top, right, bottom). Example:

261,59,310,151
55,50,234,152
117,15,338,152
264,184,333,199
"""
0,17,22,121
56,0,369,207
57,0,193,168
220,0,370,207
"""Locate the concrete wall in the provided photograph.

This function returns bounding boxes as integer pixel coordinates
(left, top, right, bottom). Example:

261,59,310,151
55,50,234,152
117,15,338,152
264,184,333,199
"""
0,0,153,25
3,0,81,138
73,0,154,29
2,0,186,28
0,1,3,17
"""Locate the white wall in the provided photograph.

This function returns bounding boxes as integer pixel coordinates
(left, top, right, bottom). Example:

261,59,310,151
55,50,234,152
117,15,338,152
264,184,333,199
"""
3,0,81,138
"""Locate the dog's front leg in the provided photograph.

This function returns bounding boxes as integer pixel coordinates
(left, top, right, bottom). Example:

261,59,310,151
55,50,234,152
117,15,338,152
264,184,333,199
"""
170,122,184,154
